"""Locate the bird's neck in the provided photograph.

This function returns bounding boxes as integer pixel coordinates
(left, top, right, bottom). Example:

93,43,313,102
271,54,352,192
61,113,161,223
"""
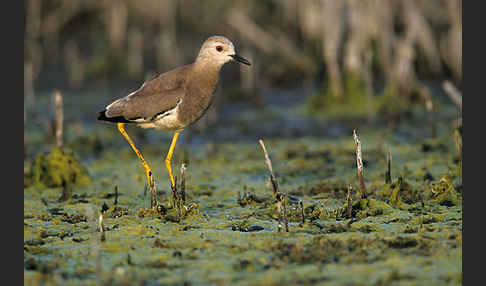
195,54,226,70
177,60,220,126
190,60,221,91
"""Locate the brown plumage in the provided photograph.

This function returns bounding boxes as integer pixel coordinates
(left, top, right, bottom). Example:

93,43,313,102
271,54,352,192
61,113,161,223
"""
102,65,189,122
98,35,250,131
97,35,250,206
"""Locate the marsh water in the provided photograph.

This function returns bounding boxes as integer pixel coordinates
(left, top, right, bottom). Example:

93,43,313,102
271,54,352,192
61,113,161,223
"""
24,85,462,285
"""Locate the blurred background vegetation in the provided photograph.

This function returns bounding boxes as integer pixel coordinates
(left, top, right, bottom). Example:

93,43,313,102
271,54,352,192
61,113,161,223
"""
25,0,461,93
24,0,462,155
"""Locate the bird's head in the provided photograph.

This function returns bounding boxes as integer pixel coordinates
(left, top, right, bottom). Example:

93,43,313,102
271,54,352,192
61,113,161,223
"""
196,35,251,67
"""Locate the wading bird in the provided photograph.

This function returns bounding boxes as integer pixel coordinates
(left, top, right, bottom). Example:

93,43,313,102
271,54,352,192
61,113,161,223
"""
98,36,251,207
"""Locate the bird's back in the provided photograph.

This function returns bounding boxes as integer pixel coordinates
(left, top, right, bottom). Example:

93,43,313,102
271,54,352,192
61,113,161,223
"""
98,64,192,123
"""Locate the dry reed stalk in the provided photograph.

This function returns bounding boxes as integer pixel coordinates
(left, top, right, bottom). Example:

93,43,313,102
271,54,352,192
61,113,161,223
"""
143,183,147,200
353,130,367,199
454,128,462,160
300,201,305,224
58,181,71,202
259,139,289,232
172,175,179,210
420,83,435,113
259,139,278,197
101,202,109,214
416,84,436,136
151,183,157,210
53,90,63,147
346,184,353,218
276,197,282,233
442,80,462,111
24,104,27,158
282,194,289,232
114,185,118,206
386,148,392,184
180,163,186,206
99,212,105,242
85,206,104,282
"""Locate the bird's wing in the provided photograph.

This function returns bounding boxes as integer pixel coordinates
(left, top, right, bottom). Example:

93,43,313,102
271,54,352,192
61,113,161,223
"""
104,65,191,122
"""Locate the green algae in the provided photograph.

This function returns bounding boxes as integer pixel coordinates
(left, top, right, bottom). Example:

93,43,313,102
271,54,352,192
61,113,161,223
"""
429,173,461,206
375,177,418,209
352,198,394,219
28,147,91,188
104,205,130,218
24,89,462,285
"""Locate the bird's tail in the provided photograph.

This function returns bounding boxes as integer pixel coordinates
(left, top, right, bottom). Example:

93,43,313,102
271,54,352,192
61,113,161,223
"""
97,110,130,123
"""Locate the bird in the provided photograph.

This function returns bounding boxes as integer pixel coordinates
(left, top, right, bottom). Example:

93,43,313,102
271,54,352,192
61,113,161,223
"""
98,35,251,207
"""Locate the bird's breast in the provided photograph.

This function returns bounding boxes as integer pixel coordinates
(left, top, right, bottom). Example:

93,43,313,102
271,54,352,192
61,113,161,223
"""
177,81,217,126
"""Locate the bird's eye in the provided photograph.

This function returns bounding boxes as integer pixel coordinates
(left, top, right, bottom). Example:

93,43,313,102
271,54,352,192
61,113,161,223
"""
216,46,223,52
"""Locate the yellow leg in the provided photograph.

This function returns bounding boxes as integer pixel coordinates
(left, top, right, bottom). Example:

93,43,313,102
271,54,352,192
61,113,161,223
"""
117,123,154,189
165,131,180,188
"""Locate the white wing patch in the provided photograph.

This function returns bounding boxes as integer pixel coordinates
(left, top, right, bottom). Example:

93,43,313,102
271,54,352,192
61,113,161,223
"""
136,98,184,131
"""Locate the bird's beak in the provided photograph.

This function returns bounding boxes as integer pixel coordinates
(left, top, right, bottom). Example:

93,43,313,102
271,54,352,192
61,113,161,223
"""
230,54,251,65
